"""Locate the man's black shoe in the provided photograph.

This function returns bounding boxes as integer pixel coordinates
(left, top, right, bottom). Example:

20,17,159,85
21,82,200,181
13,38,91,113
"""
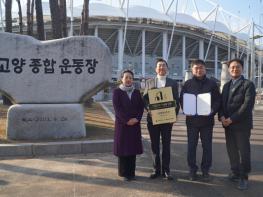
162,172,174,181
123,177,131,181
189,171,197,181
238,178,248,190
202,172,210,182
150,172,161,179
123,176,136,181
227,172,240,182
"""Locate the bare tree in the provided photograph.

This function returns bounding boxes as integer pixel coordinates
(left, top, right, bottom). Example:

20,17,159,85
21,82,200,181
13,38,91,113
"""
5,0,12,32
49,0,62,38
16,0,23,34
35,0,45,40
30,0,34,33
27,0,34,35
80,0,89,35
59,0,67,37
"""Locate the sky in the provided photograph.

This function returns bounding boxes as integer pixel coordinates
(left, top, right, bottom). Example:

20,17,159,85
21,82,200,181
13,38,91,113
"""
3,0,263,27
5,0,263,24
213,0,263,25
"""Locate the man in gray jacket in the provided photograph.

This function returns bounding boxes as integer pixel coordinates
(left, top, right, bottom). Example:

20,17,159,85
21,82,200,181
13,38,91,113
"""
143,58,180,180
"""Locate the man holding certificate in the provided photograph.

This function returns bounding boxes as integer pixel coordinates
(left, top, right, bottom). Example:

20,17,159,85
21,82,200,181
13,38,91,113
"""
143,58,180,180
180,59,220,181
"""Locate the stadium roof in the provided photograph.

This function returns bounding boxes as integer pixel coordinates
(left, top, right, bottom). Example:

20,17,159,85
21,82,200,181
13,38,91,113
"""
88,3,253,43
1,1,261,47
16,2,240,36
169,13,208,29
127,6,172,22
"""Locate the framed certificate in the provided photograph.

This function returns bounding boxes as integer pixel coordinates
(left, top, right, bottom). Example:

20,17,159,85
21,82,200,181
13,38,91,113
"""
148,87,176,125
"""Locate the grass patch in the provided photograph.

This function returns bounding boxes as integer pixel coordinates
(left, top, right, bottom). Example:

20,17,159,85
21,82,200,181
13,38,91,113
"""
0,104,8,140
85,124,114,140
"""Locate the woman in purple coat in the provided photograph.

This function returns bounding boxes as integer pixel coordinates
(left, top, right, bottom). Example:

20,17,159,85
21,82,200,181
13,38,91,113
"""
112,69,144,181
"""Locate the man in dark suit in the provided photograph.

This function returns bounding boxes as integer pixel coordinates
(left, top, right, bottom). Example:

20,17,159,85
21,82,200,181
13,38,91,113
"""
180,59,221,181
143,58,180,180
219,58,256,190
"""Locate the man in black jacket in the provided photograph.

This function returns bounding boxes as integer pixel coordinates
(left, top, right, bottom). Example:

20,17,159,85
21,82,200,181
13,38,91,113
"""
143,58,180,180
180,59,221,181
219,58,256,190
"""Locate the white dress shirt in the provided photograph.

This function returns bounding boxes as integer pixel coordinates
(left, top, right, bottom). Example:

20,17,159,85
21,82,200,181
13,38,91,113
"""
156,75,166,88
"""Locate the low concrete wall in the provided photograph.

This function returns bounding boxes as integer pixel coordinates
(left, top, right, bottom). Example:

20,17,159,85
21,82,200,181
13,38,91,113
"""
0,139,113,158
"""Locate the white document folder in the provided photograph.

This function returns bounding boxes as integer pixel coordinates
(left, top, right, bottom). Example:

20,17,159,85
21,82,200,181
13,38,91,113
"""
197,93,211,115
183,93,196,115
183,93,211,115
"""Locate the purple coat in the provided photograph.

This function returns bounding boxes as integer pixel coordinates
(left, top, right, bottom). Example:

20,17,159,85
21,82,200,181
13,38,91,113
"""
112,88,144,156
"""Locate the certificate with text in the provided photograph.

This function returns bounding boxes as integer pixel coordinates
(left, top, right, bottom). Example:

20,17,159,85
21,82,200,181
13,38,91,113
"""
148,87,176,125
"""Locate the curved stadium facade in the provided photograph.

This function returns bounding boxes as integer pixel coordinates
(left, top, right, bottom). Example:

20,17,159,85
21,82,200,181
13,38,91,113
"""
77,2,261,86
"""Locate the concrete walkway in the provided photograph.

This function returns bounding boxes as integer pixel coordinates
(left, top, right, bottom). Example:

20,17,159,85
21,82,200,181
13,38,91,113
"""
0,140,262,196
0,102,263,196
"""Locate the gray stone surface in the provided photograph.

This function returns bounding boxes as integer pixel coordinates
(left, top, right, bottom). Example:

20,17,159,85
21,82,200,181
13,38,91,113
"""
0,140,113,157
32,142,82,156
0,32,112,103
81,139,113,153
7,104,86,140
0,143,33,157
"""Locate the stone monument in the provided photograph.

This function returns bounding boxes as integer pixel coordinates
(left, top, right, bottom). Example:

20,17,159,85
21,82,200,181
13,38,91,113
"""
0,32,112,140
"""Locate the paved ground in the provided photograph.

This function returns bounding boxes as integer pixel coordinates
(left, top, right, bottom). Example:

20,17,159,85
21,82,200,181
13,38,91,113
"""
0,103,263,196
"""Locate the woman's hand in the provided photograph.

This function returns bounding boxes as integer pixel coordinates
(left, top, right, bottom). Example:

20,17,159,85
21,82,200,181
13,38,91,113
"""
127,118,139,126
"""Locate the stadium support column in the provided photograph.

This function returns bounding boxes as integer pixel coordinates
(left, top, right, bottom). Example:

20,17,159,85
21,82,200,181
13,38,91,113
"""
245,53,249,79
142,29,146,78
258,55,262,89
199,39,204,60
258,55,262,90
228,35,231,60
251,42,255,82
231,51,236,59
182,35,186,77
163,32,168,60
94,26,98,37
215,45,218,79
118,28,124,74
236,42,239,57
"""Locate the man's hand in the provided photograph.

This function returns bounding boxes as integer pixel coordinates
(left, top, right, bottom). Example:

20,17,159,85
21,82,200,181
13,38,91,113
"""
221,117,232,127
220,116,225,122
224,118,233,126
